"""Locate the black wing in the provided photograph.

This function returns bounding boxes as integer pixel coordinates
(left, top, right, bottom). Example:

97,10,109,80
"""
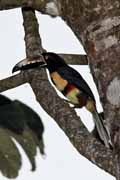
57,66,95,101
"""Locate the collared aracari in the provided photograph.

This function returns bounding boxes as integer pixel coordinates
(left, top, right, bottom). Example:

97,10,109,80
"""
12,52,111,148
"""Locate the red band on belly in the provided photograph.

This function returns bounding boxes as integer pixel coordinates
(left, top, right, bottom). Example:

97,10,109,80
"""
62,83,77,95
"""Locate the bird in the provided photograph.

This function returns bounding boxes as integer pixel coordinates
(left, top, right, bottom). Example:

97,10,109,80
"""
12,52,111,148
0,94,44,148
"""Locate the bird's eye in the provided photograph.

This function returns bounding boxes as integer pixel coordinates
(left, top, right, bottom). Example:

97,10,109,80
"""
44,55,48,60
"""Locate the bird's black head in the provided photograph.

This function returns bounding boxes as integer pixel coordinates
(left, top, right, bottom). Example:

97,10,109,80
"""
42,52,67,73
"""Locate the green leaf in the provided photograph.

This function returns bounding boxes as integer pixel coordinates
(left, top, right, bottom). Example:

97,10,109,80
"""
9,128,37,171
0,95,45,178
0,128,21,178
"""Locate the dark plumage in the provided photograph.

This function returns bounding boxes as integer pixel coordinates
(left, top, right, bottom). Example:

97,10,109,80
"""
42,52,111,148
12,52,111,148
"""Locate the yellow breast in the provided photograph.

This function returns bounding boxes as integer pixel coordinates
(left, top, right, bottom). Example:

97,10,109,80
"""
66,88,80,105
51,72,68,91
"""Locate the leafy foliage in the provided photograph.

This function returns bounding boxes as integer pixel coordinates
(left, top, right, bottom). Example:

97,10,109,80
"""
0,95,44,178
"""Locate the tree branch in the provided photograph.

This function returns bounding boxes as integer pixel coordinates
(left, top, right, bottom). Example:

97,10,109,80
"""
0,72,28,92
22,7,44,57
59,1,120,179
30,68,115,176
21,7,115,176
0,0,47,11
60,54,87,65
0,68,115,176
0,0,117,177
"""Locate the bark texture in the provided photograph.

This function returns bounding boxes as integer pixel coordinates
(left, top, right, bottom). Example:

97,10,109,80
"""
0,0,119,179
59,1,120,178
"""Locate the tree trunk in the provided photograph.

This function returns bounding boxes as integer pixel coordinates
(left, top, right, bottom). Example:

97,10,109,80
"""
0,0,120,179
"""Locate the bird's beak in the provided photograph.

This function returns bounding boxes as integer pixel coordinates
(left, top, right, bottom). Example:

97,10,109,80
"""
12,56,47,73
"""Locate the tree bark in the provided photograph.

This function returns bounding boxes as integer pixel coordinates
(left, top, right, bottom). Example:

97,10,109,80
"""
0,0,120,178
0,0,47,11
59,1,120,179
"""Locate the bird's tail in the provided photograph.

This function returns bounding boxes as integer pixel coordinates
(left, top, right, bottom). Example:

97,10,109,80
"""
92,110,112,148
